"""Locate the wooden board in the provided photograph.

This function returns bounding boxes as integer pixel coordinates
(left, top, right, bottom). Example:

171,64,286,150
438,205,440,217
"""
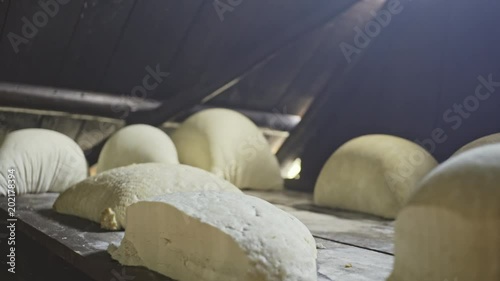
0,192,393,281
57,0,136,91
100,0,205,95
210,0,387,115
0,110,41,143
0,0,85,85
315,238,393,281
161,0,358,97
298,0,448,180
245,190,394,254
75,119,123,153
0,194,170,281
40,115,84,139
0,0,10,38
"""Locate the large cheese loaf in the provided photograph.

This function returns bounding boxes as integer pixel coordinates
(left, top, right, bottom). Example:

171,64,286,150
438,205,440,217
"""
171,108,283,190
388,144,500,281
0,129,87,196
53,163,240,230
109,191,317,281
452,132,500,157
96,124,178,173
314,134,437,219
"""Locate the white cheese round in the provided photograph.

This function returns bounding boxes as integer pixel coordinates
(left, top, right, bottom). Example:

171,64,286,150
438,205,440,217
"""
314,134,437,219
452,132,500,157
0,129,87,196
109,191,317,281
388,143,500,281
53,163,241,230
171,108,283,190
96,124,178,173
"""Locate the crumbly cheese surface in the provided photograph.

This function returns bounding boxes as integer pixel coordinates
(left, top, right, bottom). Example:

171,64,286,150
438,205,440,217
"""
109,191,317,281
53,163,240,229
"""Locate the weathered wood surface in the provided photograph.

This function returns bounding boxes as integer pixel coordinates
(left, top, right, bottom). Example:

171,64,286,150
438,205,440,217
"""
316,238,393,281
0,108,124,154
0,110,41,143
211,0,386,115
0,0,10,39
0,194,170,281
57,0,136,91
246,190,395,254
40,115,84,139
0,0,85,85
0,192,393,281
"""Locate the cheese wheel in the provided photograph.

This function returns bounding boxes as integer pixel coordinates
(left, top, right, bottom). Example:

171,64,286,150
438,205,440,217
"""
452,133,500,157
388,144,500,281
171,108,283,190
53,163,240,230
0,129,87,196
314,134,438,219
96,124,178,173
108,191,317,281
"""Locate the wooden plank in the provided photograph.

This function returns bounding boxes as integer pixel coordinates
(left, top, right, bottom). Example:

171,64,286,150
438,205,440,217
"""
433,1,500,160
76,119,123,153
244,190,395,254
0,110,40,143
210,0,387,115
0,0,10,38
209,27,324,112
162,0,358,97
275,0,389,172
100,0,204,96
0,194,393,281
0,82,161,119
126,0,359,125
57,0,136,91
297,0,450,181
0,0,33,81
39,115,84,139
366,0,447,140
0,0,85,85
0,194,171,281
275,0,387,116
315,238,393,281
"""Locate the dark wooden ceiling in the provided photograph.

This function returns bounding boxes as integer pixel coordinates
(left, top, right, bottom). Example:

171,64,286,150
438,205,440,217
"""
1,0,499,186
0,0,361,116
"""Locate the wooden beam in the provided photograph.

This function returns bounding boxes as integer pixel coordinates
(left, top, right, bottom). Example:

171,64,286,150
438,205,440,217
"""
57,0,137,91
276,0,388,169
126,0,360,125
0,0,10,39
0,83,160,118
0,0,85,85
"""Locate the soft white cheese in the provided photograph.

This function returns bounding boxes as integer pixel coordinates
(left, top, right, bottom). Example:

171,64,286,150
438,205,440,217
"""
109,191,317,281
